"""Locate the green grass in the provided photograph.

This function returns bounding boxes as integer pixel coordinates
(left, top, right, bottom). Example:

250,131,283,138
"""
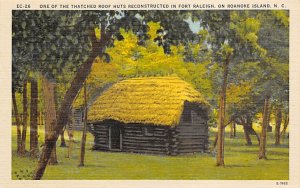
11,125,289,180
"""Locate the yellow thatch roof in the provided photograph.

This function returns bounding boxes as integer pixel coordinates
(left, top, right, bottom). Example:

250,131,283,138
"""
88,77,209,126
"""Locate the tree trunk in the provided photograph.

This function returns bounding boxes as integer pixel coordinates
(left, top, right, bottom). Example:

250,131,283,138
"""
258,95,270,160
30,79,39,157
249,126,260,144
41,77,58,165
233,121,236,137
60,130,67,147
275,106,282,145
247,116,259,145
79,82,88,167
13,91,22,154
216,55,230,167
230,122,235,138
243,125,252,145
237,116,259,145
281,114,289,142
213,119,233,149
20,80,28,155
49,145,57,165
67,112,74,158
267,104,273,132
33,27,106,180
212,132,218,149
38,111,43,126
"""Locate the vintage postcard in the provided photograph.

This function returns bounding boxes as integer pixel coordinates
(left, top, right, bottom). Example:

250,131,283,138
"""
0,0,300,187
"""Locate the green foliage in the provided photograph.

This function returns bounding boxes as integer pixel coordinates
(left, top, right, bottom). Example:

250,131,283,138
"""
73,22,212,107
12,11,90,80
254,11,289,109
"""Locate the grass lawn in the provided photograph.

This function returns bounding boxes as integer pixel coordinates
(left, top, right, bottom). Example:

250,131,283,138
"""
11,125,289,180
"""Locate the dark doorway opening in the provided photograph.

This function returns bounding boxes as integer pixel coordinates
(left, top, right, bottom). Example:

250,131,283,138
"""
110,126,121,150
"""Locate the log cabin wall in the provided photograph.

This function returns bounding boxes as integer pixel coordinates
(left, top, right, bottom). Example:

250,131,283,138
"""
89,122,170,155
177,106,209,154
89,105,209,155
122,124,169,155
89,123,109,150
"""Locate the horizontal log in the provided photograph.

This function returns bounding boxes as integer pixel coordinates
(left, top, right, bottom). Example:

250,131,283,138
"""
126,150,167,155
123,142,166,148
125,125,165,129
94,134,108,137
179,139,206,144
123,137,165,142
125,126,166,131
124,146,167,153
123,147,167,152
94,139,108,142
123,135,166,140
182,134,205,139
93,133,109,137
94,137,108,140
93,124,108,126
177,132,208,136
94,140,108,144
123,139,166,145
93,130,108,133
123,130,143,134
93,143,109,147
123,132,166,137
93,128,109,131
178,136,207,140
123,135,166,139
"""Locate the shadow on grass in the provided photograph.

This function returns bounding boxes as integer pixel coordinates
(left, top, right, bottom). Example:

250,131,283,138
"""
225,147,260,155
268,144,289,148
266,151,289,156
225,164,251,168
265,158,286,161
80,164,107,168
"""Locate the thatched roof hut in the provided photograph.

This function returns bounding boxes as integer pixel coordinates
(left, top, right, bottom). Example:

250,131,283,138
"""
88,77,210,155
88,76,209,125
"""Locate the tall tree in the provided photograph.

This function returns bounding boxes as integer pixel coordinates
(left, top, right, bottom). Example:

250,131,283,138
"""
216,44,232,166
281,113,289,142
256,10,289,157
42,76,58,165
258,94,270,159
12,91,22,154
274,104,282,145
12,54,27,154
193,10,264,166
20,79,28,154
79,82,88,167
30,77,39,157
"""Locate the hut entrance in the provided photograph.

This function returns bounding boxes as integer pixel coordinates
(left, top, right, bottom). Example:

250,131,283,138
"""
109,126,122,150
